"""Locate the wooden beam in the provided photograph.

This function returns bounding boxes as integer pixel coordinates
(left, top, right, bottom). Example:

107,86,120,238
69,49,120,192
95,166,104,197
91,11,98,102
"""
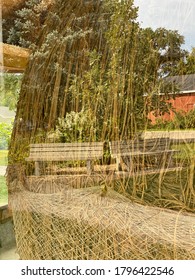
0,43,30,73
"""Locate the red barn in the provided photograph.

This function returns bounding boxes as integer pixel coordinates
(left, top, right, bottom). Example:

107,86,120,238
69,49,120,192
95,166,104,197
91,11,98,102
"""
149,74,195,124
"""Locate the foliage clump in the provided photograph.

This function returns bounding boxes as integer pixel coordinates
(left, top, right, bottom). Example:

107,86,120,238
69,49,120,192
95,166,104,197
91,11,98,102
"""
0,74,22,110
49,109,98,142
7,0,195,188
3,0,52,48
0,122,12,150
152,109,195,130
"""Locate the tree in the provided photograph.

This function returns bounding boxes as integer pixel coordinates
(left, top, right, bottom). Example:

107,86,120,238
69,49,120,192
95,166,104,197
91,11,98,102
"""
3,0,52,48
0,74,22,111
171,47,195,75
137,27,186,77
6,0,189,142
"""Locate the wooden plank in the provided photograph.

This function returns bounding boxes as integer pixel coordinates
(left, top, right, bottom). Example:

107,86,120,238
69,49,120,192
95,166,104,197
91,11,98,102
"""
109,138,179,172
26,155,103,161
29,152,103,157
110,140,170,151
110,138,169,145
28,151,103,156
29,147,103,152
30,142,103,148
111,149,178,157
120,150,177,155
110,139,171,150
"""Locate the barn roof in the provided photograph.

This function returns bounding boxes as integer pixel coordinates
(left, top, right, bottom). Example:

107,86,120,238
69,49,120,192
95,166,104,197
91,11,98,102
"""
164,74,195,93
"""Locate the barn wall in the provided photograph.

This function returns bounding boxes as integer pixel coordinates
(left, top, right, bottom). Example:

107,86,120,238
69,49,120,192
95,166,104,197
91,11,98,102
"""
149,93,195,124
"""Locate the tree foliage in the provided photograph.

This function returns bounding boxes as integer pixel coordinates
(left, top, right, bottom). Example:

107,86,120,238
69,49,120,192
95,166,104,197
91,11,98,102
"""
0,122,12,150
3,0,50,48
7,0,192,142
0,74,22,110
151,109,195,130
171,48,195,75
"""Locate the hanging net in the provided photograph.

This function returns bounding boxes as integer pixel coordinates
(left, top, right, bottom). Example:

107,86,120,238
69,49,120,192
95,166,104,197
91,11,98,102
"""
6,0,195,260
10,187,195,260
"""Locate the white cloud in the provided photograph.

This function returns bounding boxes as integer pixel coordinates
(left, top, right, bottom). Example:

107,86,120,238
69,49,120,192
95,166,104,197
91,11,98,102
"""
134,0,195,50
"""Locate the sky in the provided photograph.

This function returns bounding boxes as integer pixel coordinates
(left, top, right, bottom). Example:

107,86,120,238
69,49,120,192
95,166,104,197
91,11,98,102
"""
134,0,195,51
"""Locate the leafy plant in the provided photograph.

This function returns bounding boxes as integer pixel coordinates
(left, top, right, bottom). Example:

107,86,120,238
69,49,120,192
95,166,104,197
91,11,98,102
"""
52,109,98,142
0,73,22,111
0,123,13,150
150,109,195,130
4,0,50,48
0,176,8,206
173,109,195,129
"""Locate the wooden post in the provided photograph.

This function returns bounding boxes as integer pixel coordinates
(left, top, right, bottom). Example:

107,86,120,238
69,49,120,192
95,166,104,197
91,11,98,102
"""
167,152,174,167
116,156,122,171
86,160,94,175
35,161,40,176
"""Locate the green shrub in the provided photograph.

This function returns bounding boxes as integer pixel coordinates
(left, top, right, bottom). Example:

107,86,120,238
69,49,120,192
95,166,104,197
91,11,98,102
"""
0,176,8,206
173,109,195,129
49,109,98,143
0,122,13,149
151,109,195,130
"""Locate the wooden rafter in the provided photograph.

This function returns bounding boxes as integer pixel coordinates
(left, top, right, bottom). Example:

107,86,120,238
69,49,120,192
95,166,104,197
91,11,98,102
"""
0,43,30,73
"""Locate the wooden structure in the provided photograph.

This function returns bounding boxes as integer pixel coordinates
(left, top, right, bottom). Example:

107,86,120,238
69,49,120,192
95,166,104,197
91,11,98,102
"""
26,142,104,176
149,74,195,123
0,43,30,73
109,138,179,172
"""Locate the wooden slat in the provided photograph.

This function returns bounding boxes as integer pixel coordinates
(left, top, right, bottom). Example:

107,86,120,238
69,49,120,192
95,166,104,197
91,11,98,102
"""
110,140,169,147
29,153,103,158
110,138,171,155
26,142,104,161
112,149,178,157
26,155,103,161
109,138,177,160
29,147,103,153
110,138,169,147
28,151,103,157
30,142,103,148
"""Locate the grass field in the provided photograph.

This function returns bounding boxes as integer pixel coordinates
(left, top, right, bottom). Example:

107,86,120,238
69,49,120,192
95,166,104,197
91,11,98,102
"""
0,150,8,166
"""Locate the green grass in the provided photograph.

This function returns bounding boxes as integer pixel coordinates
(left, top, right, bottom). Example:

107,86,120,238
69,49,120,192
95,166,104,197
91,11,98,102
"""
0,176,8,206
0,150,8,166
172,143,195,160
0,151,8,205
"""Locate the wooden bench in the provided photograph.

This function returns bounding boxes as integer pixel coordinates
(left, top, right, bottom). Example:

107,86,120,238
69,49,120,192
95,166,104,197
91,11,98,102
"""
26,142,104,176
109,138,179,172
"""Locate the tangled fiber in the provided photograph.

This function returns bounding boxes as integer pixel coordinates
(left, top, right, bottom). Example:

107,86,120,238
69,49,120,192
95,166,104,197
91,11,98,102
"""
10,186,195,260
6,0,195,260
